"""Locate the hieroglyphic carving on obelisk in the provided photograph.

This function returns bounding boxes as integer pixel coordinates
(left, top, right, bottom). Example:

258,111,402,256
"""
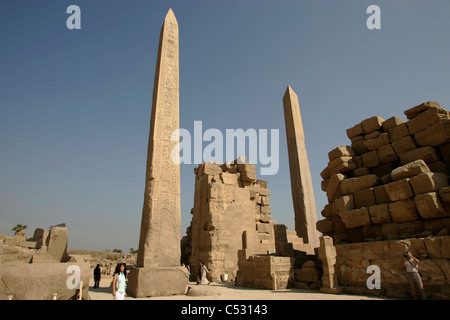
137,8,181,268
128,9,188,297
283,86,320,248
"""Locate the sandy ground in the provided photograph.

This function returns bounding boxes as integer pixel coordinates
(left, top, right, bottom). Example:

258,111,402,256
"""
88,275,391,300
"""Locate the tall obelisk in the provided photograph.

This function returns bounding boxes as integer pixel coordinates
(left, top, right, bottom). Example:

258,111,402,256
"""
127,9,188,298
283,86,320,249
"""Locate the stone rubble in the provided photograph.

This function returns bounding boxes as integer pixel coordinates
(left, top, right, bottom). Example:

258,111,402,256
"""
0,224,91,300
316,101,450,299
317,102,450,244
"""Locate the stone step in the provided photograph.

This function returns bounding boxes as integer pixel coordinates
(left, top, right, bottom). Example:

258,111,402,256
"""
286,230,297,237
292,243,314,254
286,231,304,243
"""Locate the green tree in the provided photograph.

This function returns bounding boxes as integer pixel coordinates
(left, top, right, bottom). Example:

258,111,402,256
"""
11,224,27,236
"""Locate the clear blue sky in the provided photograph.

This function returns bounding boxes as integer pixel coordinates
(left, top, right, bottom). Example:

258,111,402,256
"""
1,1,449,251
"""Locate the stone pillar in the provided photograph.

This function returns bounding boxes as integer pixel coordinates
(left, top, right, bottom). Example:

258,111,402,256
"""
283,86,320,248
127,9,188,298
318,236,342,294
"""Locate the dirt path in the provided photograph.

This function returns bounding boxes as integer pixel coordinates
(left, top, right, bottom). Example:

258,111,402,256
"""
88,275,391,300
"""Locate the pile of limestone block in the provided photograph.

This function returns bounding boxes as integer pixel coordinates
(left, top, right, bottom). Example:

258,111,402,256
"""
317,101,450,244
0,225,91,300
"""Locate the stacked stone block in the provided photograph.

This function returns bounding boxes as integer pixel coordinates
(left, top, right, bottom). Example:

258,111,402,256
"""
335,236,450,299
236,254,295,290
317,102,450,244
184,158,277,282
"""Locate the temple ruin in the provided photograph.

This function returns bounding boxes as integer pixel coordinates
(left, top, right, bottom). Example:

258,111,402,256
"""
1,8,450,300
317,102,450,243
182,157,317,290
0,225,91,300
315,101,450,299
183,101,450,299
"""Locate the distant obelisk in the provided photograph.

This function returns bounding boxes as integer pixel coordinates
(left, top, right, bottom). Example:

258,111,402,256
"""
127,9,188,298
283,86,320,249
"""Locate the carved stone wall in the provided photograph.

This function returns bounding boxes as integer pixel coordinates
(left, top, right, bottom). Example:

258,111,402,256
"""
184,159,277,282
335,236,450,299
236,254,295,290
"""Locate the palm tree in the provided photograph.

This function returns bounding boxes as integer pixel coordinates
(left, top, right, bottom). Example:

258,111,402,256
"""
12,224,27,236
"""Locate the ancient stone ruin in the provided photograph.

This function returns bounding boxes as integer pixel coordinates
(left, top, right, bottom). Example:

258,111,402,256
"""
2,6,449,300
317,102,450,243
0,224,90,300
316,101,450,299
182,157,319,291
184,158,276,283
182,101,450,299
237,255,295,290
318,236,341,294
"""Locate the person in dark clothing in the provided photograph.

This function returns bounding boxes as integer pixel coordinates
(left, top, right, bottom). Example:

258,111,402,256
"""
93,264,101,289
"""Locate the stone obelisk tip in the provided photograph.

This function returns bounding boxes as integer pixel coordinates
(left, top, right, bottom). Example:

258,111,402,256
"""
284,85,297,99
165,8,177,22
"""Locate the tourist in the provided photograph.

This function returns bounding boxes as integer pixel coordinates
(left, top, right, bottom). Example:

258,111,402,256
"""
199,260,210,285
182,263,191,279
112,262,127,300
93,264,101,289
403,252,426,300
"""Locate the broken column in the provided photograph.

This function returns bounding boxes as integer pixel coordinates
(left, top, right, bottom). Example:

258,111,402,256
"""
283,86,320,249
318,236,342,294
127,9,188,298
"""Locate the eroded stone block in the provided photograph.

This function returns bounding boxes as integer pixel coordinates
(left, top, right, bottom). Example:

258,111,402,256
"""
409,172,448,195
388,199,419,223
415,192,447,220
385,179,414,202
391,160,430,181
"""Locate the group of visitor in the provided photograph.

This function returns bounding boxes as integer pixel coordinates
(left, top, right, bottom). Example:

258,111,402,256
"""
90,252,426,300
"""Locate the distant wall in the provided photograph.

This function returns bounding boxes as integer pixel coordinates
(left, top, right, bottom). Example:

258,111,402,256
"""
68,249,137,274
